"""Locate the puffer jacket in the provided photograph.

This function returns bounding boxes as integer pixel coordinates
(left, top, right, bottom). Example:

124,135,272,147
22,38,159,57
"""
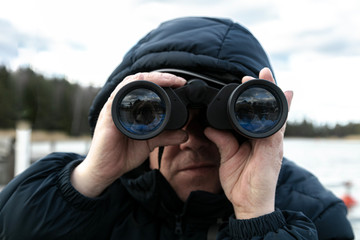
0,153,354,239
0,17,354,239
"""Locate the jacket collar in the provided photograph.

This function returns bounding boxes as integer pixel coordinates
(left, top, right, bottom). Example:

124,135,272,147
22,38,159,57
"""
121,169,233,222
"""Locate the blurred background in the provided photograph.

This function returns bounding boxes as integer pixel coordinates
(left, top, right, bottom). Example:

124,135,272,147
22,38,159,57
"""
0,0,359,236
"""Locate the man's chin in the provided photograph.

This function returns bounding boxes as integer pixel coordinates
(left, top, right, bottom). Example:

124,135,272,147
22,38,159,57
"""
172,170,221,200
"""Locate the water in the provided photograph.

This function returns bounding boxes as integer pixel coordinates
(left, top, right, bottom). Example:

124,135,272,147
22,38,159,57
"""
284,138,360,238
30,140,91,160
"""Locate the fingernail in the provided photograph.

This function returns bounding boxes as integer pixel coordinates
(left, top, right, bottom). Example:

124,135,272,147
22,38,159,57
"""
181,131,189,142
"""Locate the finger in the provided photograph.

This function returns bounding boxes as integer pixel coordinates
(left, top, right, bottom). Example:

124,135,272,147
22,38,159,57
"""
258,67,275,83
107,72,186,104
150,72,187,88
204,127,239,162
147,130,188,151
277,91,293,136
124,72,187,88
110,72,187,100
284,90,294,110
242,67,275,84
241,76,255,83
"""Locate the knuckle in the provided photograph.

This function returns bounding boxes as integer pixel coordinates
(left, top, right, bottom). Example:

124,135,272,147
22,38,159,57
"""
133,72,147,80
146,140,156,152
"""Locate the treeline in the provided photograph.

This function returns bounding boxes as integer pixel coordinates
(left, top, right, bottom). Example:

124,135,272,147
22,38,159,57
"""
285,120,360,138
1,65,359,137
0,65,100,136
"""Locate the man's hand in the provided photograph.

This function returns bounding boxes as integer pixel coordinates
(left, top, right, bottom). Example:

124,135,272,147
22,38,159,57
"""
205,67,293,219
71,72,188,198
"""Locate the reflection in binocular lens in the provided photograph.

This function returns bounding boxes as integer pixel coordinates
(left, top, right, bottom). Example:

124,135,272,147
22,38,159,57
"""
234,87,280,133
119,89,166,135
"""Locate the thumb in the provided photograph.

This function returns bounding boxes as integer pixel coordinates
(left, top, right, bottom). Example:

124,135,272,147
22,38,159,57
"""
204,127,239,163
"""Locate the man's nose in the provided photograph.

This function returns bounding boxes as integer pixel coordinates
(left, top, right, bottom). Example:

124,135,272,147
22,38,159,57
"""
179,110,210,151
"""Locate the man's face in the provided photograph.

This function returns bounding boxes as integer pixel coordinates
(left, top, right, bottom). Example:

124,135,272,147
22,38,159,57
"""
149,109,222,201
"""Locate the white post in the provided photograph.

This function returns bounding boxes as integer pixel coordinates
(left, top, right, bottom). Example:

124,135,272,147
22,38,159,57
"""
15,121,32,176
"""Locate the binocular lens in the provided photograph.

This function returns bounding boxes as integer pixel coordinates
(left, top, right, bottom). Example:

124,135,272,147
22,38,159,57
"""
233,87,280,134
112,79,287,140
118,88,167,135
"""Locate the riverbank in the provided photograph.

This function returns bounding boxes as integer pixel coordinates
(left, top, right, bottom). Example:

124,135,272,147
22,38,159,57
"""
285,135,360,140
0,129,91,141
3,130,360,141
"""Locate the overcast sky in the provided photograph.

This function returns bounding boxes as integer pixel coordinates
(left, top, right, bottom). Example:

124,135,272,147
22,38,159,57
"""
1,0,360,124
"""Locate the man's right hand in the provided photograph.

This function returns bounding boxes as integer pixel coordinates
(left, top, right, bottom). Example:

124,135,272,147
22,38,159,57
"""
71,72,188,198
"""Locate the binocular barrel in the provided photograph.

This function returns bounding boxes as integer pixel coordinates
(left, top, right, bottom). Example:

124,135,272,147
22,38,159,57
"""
112,79,288,140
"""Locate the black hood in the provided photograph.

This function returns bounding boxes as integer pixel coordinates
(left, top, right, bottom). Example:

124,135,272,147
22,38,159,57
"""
89,17,274,132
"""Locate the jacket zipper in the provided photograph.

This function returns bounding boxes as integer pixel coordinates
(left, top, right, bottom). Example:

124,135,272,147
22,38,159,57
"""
174,214,183,235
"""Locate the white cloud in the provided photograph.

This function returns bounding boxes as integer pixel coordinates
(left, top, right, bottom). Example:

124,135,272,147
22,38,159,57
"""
276,53,360,124
1,0,360,123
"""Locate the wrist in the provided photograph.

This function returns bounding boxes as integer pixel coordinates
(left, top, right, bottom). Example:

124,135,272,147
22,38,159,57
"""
234,202,275,219
229,210,286,239
70,161,112,198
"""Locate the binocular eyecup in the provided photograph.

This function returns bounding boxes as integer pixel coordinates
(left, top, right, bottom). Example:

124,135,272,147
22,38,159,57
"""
111,79,288,140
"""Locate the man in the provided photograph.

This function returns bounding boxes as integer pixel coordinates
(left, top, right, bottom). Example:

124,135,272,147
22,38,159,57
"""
0,17,354,239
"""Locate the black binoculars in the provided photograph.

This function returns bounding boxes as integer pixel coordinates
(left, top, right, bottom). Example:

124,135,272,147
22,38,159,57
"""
112,78,288,140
